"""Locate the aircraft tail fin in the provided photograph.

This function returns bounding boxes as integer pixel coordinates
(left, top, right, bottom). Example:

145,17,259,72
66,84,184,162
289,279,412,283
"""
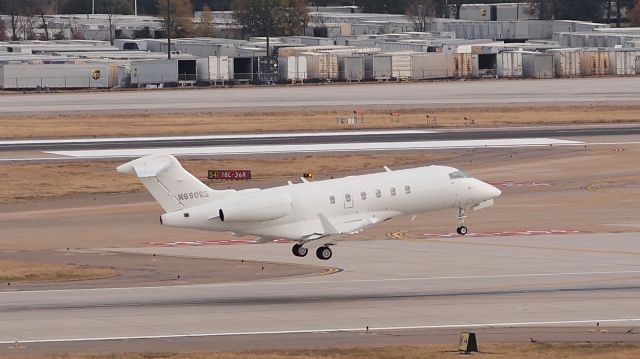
117,154,235,212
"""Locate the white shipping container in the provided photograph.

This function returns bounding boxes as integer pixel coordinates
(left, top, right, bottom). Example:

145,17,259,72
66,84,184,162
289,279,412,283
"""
579,50,610,76
131,59,178,86
496,52,523,78
278,56,308,82
303,53,339,80
0,63,110,89
364,54,392,80
339,55,366,81
196,56,230,83
549,49,581,77
522,53,554,79
391,53,412,79
410,53,455,79
454,53,479,78
610,50,636,75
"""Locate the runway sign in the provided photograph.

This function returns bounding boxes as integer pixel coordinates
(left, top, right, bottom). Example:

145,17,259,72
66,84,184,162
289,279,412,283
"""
208,170,251,180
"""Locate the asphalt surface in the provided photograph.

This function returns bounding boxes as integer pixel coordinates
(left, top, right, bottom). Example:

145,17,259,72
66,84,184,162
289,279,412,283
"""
1,77,639,115
2,125,640,152
2,234,640,350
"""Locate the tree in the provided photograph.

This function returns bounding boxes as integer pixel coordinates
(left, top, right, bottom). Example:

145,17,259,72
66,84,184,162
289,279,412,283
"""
357,0,410,14
232,0,309,37
0,19,8,42
196,4,216,36
528,0,603,21
59,0,133,14
156,0,194,38
630,0,640,25
406,0,435,32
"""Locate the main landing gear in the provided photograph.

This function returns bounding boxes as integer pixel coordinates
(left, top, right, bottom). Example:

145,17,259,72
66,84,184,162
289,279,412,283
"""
456,207,468,235
292,243,333,260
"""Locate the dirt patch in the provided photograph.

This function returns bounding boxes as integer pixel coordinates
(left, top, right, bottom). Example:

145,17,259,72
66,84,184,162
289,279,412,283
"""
0,259,116,283
1,105,639,139
2,343,640,358
0,250,332,291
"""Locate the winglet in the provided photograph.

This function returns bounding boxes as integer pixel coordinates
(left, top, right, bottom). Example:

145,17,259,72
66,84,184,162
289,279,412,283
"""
318,213,340,235
384,166,392,172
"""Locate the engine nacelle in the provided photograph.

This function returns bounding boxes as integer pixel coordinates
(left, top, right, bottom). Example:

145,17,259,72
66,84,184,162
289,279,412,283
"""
219,192,292,222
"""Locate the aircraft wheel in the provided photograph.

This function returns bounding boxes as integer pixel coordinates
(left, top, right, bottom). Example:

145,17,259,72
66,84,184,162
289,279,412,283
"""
457,226,468,235
316,246,332,260
292,244,308,257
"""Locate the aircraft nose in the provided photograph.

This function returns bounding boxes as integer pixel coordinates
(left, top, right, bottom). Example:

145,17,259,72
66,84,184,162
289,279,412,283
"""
485,183,502,198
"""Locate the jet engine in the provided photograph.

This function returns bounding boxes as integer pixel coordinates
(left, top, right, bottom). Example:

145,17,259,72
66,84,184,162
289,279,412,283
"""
218,192,292,222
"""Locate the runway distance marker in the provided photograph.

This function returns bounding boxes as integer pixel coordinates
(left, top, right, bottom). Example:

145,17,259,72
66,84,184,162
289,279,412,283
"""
3,318,640,344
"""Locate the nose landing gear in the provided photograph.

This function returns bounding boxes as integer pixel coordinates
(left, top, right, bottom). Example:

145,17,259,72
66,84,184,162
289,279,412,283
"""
456,207,468,235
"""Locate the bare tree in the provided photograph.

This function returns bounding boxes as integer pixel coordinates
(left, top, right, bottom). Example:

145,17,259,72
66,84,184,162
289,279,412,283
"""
406,0,435,32
196,4,216,37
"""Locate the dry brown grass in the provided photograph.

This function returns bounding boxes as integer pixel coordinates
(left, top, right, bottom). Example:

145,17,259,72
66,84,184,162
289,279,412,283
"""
4,344,640,358
0,260,116,282
2,105,639,139
0,153,447,203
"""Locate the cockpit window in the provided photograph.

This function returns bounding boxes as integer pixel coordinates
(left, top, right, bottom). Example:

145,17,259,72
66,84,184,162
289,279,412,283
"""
449,170,468,180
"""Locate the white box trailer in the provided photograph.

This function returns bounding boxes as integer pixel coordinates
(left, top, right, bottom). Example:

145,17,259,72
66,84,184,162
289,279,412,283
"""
579,50,611,76
364,54,392,80
0,63,111,89
496,51,523,78
339,55,366,81
196,56,230,83
548,49,581,77
610,50,636,75
278,56,308,82
390,53,412,79
454,53,479,78
410,53,456,80
522,52,554,78
302,52,339,81
130,58,197,86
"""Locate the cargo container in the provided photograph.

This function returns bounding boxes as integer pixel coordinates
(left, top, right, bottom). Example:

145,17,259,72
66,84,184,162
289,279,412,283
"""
131,58,197,86
548,49,581,77
196,56,230,83
579,50,610,76
610,50,636,75
410,53,455,80
339,55,366,81
454,53,479,78
278,56,308,82
390,53,413,79
496,52,523,78
302,52,339,81
364,54,392,80
0,63,111,89
522,52,554,78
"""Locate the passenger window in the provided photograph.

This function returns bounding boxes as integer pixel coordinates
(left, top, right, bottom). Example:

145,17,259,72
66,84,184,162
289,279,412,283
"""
345,193,352,202
361,191,367,200
329,195,335,204
390,187,396,196
375,189,381,198
405,185,411,194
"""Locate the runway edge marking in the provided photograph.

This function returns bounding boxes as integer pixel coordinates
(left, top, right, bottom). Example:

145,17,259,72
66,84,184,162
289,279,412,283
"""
3,319,640,344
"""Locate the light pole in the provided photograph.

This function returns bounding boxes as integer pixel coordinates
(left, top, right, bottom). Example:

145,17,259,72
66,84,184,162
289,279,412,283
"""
265,0,271,58
167,0,171,59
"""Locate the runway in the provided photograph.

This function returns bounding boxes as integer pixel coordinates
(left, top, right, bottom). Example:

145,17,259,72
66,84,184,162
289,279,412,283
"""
2,233,640,348
2,125,640,152
1,78,639,115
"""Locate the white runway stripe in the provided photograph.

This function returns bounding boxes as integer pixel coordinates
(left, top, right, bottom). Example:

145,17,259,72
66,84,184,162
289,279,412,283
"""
45,138,584,158
2,318,640,344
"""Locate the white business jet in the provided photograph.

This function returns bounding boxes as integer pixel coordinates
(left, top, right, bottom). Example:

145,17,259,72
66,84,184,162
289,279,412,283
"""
118,154,501,260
